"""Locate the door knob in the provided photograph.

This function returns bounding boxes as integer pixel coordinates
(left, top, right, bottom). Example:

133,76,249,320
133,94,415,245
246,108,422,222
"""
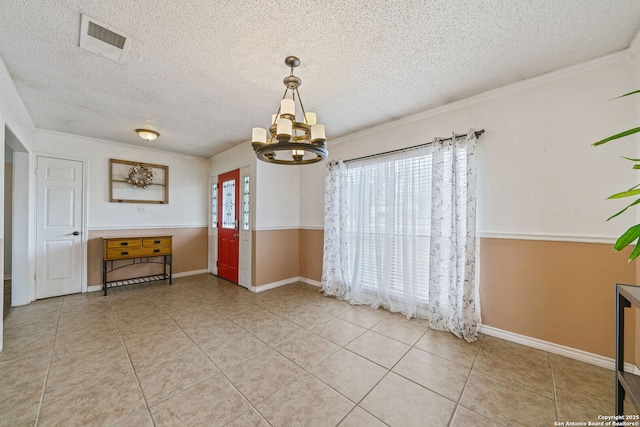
71,231,80,236
234,233,240,238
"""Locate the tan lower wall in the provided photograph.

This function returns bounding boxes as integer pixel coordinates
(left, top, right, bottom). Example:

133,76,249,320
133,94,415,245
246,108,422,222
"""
480,238,636,359
292,230,638,359
253,229,300,287
88,227,208,286
299,229,323,282
252,229,634,360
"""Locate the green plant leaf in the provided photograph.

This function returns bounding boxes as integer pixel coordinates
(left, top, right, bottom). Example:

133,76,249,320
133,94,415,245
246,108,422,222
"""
607,198,640,221
630,242,640,261
613,90,640,100
622,156,640,162
607,189,640,199
614,224,640,251
593,127,640,146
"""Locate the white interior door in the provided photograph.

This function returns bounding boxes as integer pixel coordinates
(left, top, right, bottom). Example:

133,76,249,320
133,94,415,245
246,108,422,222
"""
36,156,83,299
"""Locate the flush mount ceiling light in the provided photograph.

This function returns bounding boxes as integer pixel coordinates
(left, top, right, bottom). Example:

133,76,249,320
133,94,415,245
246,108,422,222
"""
251,56,327,165
136,129,159,141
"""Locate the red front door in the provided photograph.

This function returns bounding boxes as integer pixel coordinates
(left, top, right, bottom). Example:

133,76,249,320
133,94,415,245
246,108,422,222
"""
218,169,240,283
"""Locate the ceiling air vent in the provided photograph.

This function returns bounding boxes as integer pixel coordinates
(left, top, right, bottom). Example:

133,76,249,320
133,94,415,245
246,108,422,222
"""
79,14,131,63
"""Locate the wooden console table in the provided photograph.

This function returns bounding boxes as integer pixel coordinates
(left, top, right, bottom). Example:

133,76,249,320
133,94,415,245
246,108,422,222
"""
103,236,172,295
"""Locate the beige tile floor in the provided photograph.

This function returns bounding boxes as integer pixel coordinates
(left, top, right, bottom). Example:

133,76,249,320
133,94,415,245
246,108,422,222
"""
0,274,631,426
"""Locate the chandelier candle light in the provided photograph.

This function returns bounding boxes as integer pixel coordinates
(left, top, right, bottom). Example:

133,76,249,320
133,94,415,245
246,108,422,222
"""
251,56,328,165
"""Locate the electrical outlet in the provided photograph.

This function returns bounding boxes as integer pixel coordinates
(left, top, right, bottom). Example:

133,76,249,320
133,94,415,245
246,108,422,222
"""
137,205,146,213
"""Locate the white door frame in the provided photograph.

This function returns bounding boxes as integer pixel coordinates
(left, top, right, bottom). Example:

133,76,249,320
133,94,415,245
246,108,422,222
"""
209,173,219,276
238,166,252,289
10,151,31,305
4,125,31,307
32,151,88,298
0,117,5,352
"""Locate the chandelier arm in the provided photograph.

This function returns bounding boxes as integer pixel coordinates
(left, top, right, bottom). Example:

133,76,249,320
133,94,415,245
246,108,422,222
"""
273,88,287,126
270,86,290,144
279,86,289,102
295,88,308,123
290,90,298,138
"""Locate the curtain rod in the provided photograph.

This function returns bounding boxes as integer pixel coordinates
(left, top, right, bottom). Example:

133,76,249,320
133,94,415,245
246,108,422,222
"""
341,129,484,164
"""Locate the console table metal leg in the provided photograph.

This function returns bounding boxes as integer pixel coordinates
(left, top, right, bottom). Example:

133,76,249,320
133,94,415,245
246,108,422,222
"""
616,286,631,415
103,260,108,296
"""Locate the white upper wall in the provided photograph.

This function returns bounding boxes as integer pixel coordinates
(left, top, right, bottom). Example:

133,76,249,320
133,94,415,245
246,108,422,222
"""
210,142,255,177
299,161,325,229
33,130,209,229
210,140,302,230
300,52,640,241
255,161,300,230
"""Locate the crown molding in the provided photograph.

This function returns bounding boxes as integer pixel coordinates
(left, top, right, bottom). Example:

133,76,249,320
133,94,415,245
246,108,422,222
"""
209,138,255,161
0,57,35,130
627,27,640,64
330,51,628,147
34,128,209,161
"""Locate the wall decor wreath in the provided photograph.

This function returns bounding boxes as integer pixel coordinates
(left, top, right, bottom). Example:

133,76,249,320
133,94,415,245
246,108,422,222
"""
126,164,155,189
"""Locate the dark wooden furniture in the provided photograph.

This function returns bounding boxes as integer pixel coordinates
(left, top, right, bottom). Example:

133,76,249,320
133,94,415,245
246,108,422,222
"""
616,283,640,415
102,236,172,295
3,278,10,320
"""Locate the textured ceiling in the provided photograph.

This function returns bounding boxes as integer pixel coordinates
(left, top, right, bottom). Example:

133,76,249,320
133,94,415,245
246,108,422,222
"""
0,1,639,158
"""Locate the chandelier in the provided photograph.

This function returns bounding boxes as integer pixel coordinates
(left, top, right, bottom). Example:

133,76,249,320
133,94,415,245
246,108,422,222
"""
251,56,328,165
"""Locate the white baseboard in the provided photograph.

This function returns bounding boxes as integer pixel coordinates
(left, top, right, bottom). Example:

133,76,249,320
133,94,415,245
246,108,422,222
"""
250,277,300,293
173,269,209,279
250,276,320,293
87,284,103,293
87,269,211,293
478,324,640,373
299,277,321,287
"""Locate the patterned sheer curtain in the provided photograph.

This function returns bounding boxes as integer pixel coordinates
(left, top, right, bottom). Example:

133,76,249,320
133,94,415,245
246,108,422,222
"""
321,131,479,341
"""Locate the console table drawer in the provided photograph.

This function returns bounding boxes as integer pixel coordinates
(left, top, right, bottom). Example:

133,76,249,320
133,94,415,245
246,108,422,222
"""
143,237,171,247
105,246,171,260
106,238,142,249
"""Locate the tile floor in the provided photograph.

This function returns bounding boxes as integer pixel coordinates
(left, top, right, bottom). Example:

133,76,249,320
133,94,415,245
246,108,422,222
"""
0,274,632,426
